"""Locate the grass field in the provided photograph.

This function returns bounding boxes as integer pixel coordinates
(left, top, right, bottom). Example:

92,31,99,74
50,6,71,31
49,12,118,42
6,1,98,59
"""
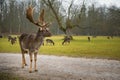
0,36,120,60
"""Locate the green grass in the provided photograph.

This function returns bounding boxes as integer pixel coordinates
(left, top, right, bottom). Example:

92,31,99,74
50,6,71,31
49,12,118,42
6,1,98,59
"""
0,36,120,60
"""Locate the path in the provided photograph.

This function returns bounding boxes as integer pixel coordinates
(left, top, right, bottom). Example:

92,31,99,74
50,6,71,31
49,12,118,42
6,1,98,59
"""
0,53,120,80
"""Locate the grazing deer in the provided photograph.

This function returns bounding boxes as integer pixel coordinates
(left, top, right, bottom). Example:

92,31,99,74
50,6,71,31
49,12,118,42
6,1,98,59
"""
46,39,55,45
62,37,71,45
8,36,17,45
107,36,110,39
19,5,51,73
0,34,3,38
11,37,17,45
88,36,90,42
8,35,12,41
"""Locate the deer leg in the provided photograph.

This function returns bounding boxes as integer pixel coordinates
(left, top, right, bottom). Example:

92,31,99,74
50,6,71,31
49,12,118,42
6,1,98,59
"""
62,42,64,45
22,53,25,68
22,51,27,68
34,52,38,72
29,53,33,73
23,54,27,66
22,53,24,68
68,41,70,44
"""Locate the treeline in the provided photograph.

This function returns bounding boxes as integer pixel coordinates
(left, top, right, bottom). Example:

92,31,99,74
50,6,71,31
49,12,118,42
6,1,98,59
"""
0,0,120,36
72,5,120,36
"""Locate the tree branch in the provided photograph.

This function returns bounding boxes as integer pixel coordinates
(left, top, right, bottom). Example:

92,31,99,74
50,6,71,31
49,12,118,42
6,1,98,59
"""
43,0,66,33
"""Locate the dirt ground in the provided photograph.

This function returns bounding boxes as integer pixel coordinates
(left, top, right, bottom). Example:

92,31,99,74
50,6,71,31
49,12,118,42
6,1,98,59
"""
0,53,120,80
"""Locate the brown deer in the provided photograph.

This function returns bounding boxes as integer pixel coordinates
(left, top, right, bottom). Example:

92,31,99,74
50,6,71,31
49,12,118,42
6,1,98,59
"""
0,34,3,38
11,37,17,45
62,36,71,45
8,36,17,45
19,5,51,73
8,35,12,41
88,36,90,42
46,39,55,45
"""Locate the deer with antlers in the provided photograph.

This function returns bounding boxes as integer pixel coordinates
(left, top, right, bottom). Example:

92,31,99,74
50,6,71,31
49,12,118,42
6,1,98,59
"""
19,5,51,73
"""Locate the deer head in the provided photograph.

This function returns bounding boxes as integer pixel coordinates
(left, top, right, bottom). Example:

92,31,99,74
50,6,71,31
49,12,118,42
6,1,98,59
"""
26,5,51,37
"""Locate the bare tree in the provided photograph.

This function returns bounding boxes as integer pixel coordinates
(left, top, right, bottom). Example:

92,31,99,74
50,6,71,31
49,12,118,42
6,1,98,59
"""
19,5,51,73
42,0,85,36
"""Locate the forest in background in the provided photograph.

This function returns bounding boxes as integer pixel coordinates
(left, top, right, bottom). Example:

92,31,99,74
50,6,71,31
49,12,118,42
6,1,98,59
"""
0,0,120,36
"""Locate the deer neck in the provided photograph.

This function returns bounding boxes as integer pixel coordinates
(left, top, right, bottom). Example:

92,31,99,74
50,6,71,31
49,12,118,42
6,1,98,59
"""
35,30,44,42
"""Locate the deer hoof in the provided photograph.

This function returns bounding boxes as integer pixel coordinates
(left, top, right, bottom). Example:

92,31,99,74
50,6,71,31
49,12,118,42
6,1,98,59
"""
22,66,24,68
29,71,32,73
35,70,38,72
25,64,28,66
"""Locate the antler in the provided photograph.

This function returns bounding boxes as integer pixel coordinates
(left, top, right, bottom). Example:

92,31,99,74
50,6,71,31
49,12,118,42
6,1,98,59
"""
26,5,36,24
38,9,44,24
26,5,48,27
38,9,51,27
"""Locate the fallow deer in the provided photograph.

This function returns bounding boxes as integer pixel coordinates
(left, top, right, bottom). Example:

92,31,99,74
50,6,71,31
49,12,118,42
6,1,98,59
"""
0,34,3,38
46,39,55,45
8,36,17,45
8,35,12,41
88,36,90,42
62,37,71,45
11,37,17,45
19,5,51,73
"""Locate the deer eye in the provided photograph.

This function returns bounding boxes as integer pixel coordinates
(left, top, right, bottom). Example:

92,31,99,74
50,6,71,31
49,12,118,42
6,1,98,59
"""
46,28,49,30
40,27,43,31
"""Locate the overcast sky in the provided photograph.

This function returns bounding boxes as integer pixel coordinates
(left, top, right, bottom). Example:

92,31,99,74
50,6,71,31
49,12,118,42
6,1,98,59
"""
75,0,120,7
12,0,120,8
92,0,120,7
62,0,120,8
